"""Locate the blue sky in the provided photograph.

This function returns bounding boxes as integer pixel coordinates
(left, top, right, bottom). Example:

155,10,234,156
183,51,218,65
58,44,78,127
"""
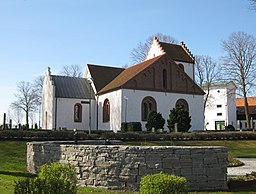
0,0,255,125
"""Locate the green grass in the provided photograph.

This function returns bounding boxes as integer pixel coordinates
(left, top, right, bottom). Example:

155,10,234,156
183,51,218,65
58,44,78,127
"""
124,140,256,158
0,140,256,194
0,141,33,194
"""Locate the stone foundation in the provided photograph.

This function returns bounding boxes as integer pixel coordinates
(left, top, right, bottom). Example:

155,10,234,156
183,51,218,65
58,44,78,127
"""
27,141,228,191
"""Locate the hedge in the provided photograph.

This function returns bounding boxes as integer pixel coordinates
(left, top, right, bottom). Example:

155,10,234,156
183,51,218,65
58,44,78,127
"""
1,129,256,141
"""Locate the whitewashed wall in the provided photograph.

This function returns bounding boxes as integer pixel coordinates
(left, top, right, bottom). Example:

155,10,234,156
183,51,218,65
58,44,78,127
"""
97,90,122,132
122,89,204,131
42,70,55,130
54,98,96,130
97,89,204,132
204,82,237,130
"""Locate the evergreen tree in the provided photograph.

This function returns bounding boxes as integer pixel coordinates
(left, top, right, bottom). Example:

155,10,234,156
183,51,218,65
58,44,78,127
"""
146,111,165,131
167,108,191,132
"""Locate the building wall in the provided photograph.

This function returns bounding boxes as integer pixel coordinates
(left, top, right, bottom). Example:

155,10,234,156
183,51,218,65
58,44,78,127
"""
174,61,194,81
42,71,55,129
204,82,237,130
97,90,122,132
54,98,96,130
27,142,228,191
99,89,204,132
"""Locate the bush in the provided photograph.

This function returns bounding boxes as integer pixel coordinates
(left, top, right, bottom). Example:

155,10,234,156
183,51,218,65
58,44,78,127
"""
14,162,77,194
146,111,165,132
167,108,191,132
121,122,142,132
140,172,188,194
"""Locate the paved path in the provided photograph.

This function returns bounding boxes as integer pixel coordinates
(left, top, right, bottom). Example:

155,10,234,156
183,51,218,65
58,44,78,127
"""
227,158,256,177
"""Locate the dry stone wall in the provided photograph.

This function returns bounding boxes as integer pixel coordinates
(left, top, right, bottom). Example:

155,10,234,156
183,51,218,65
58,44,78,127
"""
27,141,228,191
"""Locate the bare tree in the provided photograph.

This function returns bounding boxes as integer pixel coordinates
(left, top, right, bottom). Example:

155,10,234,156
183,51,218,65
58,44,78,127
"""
9,106,23,127
11,81,40,128
222,31,256,128
60,64,83,77
195,55,221,111
249,0,256,10
33,75,44,127
130,33,178,64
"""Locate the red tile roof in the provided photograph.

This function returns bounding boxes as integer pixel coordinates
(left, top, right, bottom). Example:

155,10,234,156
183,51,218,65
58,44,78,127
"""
98,55,163,94
236,97,256,107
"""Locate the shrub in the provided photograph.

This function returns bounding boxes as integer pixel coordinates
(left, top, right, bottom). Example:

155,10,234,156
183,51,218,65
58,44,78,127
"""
140,172,188,194
14,162,77,194
121,122,142,132
146,111,165,132
167,108,191,132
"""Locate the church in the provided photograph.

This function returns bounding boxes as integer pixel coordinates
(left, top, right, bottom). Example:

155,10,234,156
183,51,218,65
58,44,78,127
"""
42,37,205,132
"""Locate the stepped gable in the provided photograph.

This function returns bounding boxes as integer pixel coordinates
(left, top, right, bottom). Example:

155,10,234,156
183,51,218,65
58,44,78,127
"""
98,54,204,96
87,64,125,92
51,75,91,99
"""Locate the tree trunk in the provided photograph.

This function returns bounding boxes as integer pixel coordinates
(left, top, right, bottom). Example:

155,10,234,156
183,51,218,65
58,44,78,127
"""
25,109,29,129
243,96,250,129
242,78,250,128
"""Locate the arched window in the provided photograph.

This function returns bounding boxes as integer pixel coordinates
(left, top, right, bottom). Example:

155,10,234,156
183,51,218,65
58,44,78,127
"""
141,96,157,121
74,103,82,122
163,69,167,89
103,99,110,122
178,63,184,71
175,99,189,112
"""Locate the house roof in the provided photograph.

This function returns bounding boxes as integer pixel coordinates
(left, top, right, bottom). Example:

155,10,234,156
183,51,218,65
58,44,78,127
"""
158,41,194,63
236,97,256,107
52,75,92,99
87,64,125,92
98,55,164,94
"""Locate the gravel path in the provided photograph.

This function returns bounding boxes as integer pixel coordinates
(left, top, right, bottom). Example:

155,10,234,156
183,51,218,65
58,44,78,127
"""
227,158,256,178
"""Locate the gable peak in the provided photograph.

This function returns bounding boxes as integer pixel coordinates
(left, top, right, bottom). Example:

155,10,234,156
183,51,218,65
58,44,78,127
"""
179,41,195,62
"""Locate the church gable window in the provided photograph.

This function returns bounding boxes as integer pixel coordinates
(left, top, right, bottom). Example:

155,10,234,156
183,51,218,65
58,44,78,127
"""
175,99,189,112
178,63,184,71
103,99,110,123
141,96,157,121
74,103,82,122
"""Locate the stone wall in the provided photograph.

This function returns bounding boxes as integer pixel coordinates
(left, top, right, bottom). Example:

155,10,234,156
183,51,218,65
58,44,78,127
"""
27,142,228,191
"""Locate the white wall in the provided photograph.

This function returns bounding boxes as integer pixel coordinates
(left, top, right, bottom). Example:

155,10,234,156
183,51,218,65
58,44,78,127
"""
145,38,165,61
98,89,204,132
97,90,122,132
42,70,55,130
204,82,237,130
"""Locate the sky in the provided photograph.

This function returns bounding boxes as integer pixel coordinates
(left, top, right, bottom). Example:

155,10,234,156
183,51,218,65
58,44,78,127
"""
0,0,255,126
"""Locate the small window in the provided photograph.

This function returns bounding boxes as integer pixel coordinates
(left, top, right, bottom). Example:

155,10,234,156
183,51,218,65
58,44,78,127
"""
217,105,222,108
103,99,110,123
175,99,189,112
178,63,184,71
217,113,222,116
74,103,82,122
141,96,157,121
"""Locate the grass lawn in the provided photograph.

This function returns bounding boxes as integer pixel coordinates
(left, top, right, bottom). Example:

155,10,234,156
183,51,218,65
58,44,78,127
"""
0,140,256,194
124,140,256,158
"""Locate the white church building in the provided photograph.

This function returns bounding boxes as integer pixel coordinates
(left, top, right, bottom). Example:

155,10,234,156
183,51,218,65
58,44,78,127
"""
42,37,205,132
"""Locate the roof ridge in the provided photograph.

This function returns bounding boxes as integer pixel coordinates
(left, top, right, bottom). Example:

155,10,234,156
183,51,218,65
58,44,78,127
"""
88,63,125,70
52,75,85,79
179,41,195,62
